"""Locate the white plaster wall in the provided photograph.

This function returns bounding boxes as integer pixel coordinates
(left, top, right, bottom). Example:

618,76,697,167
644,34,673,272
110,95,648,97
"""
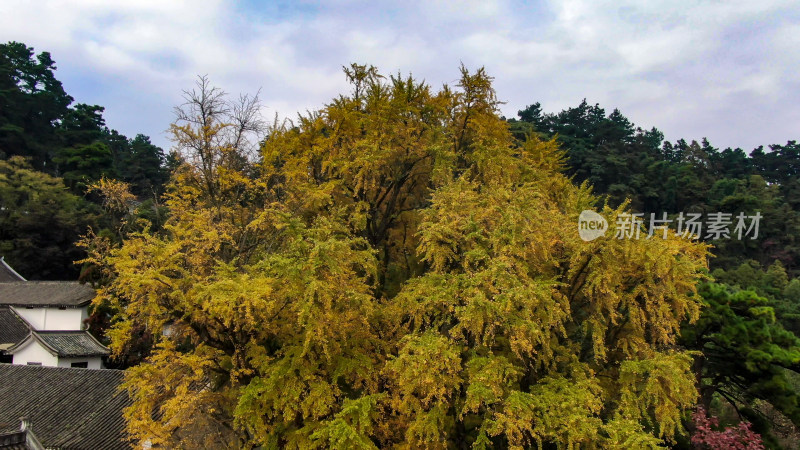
11,340,58,367
13,306,86,330
57,356,103,369
13,307,45,329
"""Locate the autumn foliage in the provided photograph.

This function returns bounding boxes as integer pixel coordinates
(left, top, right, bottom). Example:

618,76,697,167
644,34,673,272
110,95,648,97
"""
691,407,764,449
84,65,711,448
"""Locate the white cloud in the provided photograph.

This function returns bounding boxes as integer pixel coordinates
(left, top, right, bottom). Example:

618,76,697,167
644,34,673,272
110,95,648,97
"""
0,0,797,151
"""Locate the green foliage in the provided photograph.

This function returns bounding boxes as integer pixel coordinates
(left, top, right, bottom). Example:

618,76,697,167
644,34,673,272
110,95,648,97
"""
0,41,71,167
785,279,800,302
681,283,800,430
310,394,386,449
0,41,169,200
0,156,98,279
485,374,604,449
54,141,115,192
120,134,168,197
712,261,800,335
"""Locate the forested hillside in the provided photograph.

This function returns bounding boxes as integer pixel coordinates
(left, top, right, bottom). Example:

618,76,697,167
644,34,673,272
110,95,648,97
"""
3,42,800,447
0,42,169,279
509,101,800,276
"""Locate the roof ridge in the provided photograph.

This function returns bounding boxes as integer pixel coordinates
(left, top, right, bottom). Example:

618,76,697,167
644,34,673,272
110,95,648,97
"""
34,330,90,334
0,363,125,374
0,257,25,281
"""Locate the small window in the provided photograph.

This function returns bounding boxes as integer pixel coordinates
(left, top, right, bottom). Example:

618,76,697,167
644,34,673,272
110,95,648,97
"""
26,362,42,366
70,362,88,368
58,306,67,310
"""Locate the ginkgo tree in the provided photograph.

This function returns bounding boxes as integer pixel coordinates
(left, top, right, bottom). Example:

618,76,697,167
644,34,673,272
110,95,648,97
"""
85,65,709,449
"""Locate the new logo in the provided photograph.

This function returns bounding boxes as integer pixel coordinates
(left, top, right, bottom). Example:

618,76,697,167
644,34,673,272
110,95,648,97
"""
578,210,608,241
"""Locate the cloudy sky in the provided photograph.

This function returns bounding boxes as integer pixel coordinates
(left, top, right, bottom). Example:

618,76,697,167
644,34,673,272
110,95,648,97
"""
1,0,798,152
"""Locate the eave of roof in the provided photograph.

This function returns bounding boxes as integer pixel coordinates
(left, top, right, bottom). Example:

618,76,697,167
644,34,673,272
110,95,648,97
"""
7,331,109,358
0,430,27,449
0,421,44,450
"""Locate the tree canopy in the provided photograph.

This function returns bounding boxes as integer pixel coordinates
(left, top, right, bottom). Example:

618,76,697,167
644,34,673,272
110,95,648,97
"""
0,41,168,279
84,65,712,449
0,156,98,279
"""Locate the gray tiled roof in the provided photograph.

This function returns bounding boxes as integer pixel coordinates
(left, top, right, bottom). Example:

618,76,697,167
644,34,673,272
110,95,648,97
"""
0,430,29,449
0,307,29,348
0,282,94,308
0,364,130,450
12,331,109,358
0,258,24,282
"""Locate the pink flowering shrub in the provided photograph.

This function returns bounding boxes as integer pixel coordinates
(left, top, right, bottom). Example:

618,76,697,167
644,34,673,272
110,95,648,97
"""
691,407,765,449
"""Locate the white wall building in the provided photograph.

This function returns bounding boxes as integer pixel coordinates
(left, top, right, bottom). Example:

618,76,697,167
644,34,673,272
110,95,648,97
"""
0,280,108,368
8,331,107,369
